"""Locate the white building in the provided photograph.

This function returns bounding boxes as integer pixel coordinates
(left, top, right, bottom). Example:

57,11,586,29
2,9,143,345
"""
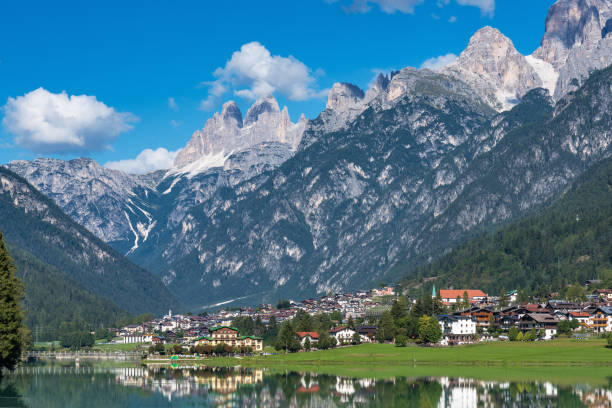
438,315,476,346
329,327,356,344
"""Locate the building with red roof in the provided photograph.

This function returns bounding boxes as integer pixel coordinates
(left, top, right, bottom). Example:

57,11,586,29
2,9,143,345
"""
439,289,487,305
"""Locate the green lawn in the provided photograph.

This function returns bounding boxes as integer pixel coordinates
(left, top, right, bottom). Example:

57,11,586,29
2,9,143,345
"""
142,340,612,384
92,342,147,352
193,339,611,367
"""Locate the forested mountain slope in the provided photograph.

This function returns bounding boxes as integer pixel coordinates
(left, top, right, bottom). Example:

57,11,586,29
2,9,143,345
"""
405,156,612,295
0,167,180,315
8,244,127,340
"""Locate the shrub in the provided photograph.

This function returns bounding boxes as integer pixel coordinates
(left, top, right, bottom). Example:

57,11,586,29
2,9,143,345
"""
395,334,408,347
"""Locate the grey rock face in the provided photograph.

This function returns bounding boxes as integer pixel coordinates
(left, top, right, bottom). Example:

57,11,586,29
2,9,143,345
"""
173,96,305,169
0,166,180,315
533,0,612,99
443,26,544,110
6,158,156,246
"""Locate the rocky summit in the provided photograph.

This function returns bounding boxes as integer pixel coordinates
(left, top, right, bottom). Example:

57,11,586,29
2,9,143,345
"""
5,0,612,309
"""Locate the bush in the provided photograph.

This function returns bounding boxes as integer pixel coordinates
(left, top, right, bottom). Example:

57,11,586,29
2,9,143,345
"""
171,344,183,355
508,327,519,341
395,334,408,347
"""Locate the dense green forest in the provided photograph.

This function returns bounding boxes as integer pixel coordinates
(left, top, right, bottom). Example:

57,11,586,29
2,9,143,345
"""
7,244,128,341
0,167,180,316
404,157,612,297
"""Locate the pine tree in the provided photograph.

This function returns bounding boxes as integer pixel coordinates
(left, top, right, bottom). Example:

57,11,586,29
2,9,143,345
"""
0,231,27,371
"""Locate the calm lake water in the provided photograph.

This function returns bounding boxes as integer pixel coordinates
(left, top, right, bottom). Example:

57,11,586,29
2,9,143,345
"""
1,362,611,407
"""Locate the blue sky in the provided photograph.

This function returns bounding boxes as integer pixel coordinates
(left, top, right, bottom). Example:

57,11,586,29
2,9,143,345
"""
0,0,555,172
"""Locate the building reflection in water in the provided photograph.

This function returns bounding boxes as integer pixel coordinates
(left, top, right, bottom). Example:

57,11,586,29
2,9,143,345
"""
4,363,612,407
110,365,612,407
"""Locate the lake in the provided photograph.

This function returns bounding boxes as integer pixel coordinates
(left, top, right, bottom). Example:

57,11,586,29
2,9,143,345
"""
1,362,611,407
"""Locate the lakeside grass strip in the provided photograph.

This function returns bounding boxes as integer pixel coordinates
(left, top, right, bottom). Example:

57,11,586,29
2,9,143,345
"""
143,339,612,368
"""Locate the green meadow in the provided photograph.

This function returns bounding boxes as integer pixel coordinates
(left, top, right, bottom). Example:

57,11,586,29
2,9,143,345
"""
145,339,612,384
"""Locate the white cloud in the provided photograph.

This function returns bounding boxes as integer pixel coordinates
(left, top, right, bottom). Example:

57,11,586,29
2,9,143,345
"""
201,42,325,110
328,0,494,16
104,147,180,174
168,97,178,111
420,53,458,70
449,15,457,22
170,119,182,127
2,88,137,155
456,0,494,16
346,0,423,13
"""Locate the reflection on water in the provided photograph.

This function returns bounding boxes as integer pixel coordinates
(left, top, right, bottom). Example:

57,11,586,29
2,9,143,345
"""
1,362,611,407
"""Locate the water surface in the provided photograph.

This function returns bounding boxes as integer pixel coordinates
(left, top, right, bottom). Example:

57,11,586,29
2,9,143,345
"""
1,362,610,407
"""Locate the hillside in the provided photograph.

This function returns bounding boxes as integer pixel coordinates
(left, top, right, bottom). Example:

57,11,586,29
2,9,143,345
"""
0,167,181,316
7,244,127,340
405,156,612,295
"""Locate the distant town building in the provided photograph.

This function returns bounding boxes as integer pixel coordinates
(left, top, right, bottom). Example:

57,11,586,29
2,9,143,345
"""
440,290,487,305
295,332,319,347
196,326,263,351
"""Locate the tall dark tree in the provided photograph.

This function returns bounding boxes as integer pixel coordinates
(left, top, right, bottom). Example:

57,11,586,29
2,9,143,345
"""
0,231,28,371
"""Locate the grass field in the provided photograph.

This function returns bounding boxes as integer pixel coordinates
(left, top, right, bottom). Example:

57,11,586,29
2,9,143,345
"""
143,339,612,384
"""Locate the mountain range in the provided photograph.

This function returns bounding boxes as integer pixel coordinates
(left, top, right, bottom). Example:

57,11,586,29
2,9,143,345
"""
3,0,612,312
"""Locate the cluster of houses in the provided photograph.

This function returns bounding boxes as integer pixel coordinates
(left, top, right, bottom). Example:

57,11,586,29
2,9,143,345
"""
436,290,612,345
114,288,398,346
113,284,612,349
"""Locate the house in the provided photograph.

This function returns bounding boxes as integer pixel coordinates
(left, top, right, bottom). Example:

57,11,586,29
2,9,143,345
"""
356,326,377,343
440,290,487,305
456,306,495,329
295,332,319,347
120,334,145,344
372,286,395,297
195,326,263,351
567,311,591,329
152,336,165,345
519,314,559,339
506,290,518,304
438,315,476,345
589,306,612,333
545,301,581,313
594,289,612,301
329,326,356,344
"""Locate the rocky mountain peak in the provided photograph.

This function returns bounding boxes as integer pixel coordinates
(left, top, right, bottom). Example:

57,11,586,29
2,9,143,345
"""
325,82,365,112
534,0,607,68
244,95,280,126
532,0,612,99
467,26,513,48
173,95,304,170
444,26,543,110
220,101,243,127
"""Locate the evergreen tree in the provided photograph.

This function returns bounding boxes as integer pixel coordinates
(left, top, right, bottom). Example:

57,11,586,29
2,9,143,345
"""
391,298,408,322
508,326,519,341
347,315,355,330
274,321,300,352
499,287,509,308
0,231,28,371
377,311,395,342
303,337,311,352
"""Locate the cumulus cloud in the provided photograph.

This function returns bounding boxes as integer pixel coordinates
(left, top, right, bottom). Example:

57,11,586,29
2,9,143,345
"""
104,147,180,174
421,53,458,70
201,42,325,110
2,88,137,155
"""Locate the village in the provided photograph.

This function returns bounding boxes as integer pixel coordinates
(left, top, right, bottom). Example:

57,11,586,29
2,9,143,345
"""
112,283,612,355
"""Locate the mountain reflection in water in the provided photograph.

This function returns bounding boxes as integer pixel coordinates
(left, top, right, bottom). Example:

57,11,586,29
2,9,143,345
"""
1,363,611,407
